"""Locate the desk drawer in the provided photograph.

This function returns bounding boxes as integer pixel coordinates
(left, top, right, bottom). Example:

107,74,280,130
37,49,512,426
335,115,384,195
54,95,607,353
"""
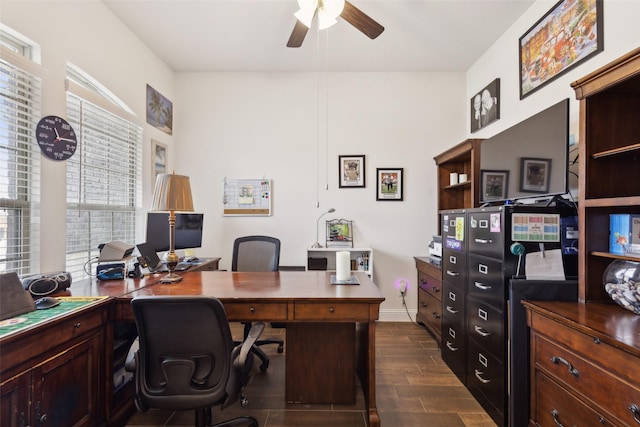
534,333,640,425
223,302,288,321
294,302,369,321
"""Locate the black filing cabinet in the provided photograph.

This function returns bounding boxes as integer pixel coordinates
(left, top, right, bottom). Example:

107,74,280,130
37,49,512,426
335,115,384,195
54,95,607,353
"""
441,204,578,426
440,209,467,384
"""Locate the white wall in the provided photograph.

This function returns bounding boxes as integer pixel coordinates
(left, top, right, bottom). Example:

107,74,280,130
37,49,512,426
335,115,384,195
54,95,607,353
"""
174,71,466,320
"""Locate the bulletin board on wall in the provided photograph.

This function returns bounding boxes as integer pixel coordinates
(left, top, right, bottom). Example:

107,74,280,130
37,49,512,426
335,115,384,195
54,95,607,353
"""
222,178,272,216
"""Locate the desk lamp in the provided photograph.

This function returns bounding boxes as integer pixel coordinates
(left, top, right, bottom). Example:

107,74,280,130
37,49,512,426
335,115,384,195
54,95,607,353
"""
311,208,335,248
151,172,194,284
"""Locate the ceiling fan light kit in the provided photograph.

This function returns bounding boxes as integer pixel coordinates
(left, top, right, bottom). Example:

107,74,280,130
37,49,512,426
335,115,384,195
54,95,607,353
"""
287,0,384,48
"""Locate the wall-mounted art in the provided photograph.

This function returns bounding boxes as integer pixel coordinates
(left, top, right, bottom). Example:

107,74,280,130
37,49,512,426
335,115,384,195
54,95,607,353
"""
519,0,603,99
376,168,403,201
471,78,500,133
152,140,167,180
146,84,173,135
339,155,365,188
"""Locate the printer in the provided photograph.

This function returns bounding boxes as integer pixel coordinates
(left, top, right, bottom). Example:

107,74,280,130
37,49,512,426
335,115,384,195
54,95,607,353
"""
427,236,442,267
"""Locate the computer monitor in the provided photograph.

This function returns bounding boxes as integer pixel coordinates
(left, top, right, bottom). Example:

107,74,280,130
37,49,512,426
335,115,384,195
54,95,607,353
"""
145,212,204,252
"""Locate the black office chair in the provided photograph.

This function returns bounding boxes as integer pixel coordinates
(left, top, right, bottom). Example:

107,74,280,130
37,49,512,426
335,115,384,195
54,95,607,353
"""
232,235,284,372
125,296,264,427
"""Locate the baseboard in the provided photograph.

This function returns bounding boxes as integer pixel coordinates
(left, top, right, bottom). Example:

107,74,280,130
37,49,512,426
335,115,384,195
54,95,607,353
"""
379,308,416,322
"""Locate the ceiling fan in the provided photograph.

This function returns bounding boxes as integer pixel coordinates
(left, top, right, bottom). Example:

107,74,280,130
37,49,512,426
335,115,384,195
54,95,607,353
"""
287,0,384,48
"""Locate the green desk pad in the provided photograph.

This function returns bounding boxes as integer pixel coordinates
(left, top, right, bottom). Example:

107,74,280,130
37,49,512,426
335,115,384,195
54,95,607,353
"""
0,297,107,338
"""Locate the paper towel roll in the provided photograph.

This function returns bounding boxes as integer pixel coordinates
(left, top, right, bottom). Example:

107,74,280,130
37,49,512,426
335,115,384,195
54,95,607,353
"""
449,173,458,185
336,251,351,281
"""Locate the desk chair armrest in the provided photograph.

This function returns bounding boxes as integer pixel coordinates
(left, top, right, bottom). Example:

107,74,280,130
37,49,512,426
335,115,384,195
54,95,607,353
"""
234,322,265,369
125,337,139,372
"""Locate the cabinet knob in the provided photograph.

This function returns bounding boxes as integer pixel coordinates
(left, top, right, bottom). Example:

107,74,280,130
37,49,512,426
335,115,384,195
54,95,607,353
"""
249,307,255,313
329,307,335,313
421,302,427,308
628,403,640,424
74,322,81,328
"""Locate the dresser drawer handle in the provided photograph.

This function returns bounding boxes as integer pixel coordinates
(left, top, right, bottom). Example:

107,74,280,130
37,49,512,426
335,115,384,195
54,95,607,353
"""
551,356,579,377
475,238,492,244
432,286,440,292
474,281,491,290
446,306,458,314
474,325,490,337
474,369,490,384
421,302,427,308
446,341,458,352
629,403,640,424
328,307,334,313
74,322,81,328
432,311,440,319
446,270,460,276
249,307,256,313
550,409,567,427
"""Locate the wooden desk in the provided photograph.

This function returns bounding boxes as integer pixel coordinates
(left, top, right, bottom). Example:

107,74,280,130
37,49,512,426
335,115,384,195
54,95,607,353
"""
68,270,385,427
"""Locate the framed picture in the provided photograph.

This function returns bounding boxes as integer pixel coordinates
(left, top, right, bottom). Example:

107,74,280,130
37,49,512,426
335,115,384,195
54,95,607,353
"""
470,78,500,133
481,170,509,201
326,219,354,247
152,140,167,180
520,158,552,193
376,168,403,201
519,0,603,99
338,155,365,188
146,84,173,135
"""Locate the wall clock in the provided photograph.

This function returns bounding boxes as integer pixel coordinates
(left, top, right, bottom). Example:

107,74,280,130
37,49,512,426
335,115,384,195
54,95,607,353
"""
36,115,77,161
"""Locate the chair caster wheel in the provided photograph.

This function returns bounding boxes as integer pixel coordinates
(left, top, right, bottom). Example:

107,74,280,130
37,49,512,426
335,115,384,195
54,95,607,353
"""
260,361,269,372
277,344,284,353
240,396,249,407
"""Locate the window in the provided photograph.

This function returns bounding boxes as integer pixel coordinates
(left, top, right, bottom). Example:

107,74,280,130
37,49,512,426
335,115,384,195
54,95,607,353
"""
0,32,42,276
65,68,142,279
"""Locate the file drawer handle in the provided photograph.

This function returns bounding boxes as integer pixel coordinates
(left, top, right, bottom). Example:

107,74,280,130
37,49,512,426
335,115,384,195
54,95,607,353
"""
446,341,458,352
446,306,458,314
474,281,491,290
629,403,640,424
446,270,460,276
551,356,579,377
474,369,490,384
474,325,490,337
550,409,567,427
475,238,492,244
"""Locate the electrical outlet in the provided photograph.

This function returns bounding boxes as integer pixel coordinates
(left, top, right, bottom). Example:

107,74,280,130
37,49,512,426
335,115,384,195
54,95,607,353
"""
399,280,407,296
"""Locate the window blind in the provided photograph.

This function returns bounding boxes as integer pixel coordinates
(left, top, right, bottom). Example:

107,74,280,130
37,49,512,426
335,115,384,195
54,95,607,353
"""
0,48,42,276
65,93,142,279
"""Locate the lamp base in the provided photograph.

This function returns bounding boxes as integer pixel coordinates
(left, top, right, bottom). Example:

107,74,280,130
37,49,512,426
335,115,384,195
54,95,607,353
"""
159,272,183,284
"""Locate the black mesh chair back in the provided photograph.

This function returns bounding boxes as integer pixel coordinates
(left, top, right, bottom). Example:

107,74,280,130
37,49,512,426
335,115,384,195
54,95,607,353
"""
231,235,284,372
129,296,260,427
231,236,280,272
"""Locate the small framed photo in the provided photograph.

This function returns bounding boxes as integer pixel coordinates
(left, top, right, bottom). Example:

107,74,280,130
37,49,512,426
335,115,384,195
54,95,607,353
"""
339,155,365,188
481,169,509,201
376,168,403,201
470,78,500,133
520,158,551,193
151,140,167,180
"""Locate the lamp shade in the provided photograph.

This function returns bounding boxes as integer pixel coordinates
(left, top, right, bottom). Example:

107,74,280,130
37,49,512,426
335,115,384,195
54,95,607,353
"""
151,173,194,212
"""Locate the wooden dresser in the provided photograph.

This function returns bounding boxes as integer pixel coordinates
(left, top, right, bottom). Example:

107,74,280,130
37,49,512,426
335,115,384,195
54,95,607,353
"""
525,301,640,426
524,47,640,427
414,256,442,345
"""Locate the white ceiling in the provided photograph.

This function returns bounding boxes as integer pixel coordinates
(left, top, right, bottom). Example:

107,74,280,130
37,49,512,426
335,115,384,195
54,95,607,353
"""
102,0,535,72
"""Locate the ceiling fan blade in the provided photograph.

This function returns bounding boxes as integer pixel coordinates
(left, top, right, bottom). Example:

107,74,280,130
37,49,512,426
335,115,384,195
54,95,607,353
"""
340,1,384,39
287,20,310,48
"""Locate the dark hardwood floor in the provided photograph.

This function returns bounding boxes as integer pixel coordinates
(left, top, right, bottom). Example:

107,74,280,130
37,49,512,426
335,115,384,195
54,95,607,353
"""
125,322,496,427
